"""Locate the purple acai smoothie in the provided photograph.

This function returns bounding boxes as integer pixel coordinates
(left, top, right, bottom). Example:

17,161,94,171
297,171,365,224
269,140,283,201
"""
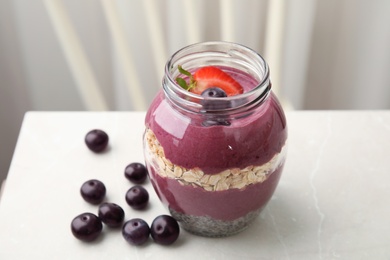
144,66,287,237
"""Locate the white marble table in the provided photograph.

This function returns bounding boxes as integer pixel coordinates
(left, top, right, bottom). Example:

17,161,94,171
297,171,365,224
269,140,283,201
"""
0,111,389,259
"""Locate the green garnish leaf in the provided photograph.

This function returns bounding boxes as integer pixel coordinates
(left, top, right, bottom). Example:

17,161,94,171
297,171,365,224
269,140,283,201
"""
178,65,192,77
176,77,189,90
176,65,196,91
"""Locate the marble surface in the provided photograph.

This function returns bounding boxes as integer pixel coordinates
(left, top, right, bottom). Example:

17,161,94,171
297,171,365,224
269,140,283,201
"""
0,111,389,259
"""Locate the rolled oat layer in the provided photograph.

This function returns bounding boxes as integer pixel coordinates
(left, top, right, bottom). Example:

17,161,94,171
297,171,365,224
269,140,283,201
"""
145,128,287,191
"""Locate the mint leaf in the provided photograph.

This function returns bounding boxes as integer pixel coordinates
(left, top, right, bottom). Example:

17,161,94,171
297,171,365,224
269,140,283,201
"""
178,65,192,77
176,77,189,90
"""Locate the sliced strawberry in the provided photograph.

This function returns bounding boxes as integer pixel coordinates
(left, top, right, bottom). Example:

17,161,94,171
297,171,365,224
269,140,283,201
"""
176,66,243,96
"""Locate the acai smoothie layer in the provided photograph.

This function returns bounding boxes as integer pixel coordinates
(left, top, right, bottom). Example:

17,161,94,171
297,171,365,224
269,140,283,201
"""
144,92,287,222
145,91,287,175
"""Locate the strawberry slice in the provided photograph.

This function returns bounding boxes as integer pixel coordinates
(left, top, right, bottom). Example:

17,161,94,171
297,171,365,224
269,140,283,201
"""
176,66,243,96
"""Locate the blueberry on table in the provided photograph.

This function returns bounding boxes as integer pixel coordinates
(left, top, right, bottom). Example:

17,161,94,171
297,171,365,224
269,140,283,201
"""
80,179,106,205
98,202,125,228
150,215,180,245
85,129,109,152
71,213,103,242
122,218,150,246
125,185,149,210
124,163,148,184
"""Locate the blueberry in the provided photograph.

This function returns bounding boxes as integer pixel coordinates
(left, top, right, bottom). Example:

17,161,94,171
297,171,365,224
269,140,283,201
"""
150,215,180,245
125,185,149,210
122,218,150,246
201,87,227,98
201,87,228,111
80,179,106,205
124,163,148,184
85,129,109,153
200,87,231,127
202,118,231,127
98,202,125,228
71,213,103,242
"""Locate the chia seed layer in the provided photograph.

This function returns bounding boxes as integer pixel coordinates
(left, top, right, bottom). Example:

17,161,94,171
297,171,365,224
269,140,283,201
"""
170,207,263,237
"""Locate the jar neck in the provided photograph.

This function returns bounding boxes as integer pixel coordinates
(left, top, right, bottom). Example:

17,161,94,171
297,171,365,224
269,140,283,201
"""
162,41,271,117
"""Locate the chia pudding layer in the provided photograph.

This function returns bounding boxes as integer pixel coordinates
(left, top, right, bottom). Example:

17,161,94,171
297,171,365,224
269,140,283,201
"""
144,64,287,236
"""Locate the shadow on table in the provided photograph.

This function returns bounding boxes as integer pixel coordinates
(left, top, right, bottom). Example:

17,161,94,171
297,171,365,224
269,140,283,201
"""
193,185,310,257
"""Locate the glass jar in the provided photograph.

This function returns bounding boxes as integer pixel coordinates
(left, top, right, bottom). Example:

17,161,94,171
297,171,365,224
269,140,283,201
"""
143,41,287,237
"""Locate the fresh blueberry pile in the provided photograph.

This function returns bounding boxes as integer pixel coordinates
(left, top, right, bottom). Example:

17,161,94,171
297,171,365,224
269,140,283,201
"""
70,129,180,246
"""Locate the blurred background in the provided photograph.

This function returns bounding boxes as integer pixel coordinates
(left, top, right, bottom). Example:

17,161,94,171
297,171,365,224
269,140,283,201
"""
0,0,390,184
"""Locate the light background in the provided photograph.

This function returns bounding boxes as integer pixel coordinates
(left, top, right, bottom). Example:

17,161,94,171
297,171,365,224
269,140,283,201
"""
1,0,390,182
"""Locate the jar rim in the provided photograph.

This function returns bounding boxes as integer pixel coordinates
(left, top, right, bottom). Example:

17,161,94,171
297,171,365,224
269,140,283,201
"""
163,41,271,114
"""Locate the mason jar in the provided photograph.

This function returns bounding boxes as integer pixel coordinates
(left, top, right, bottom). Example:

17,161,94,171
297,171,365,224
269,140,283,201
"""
143,41,287,237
